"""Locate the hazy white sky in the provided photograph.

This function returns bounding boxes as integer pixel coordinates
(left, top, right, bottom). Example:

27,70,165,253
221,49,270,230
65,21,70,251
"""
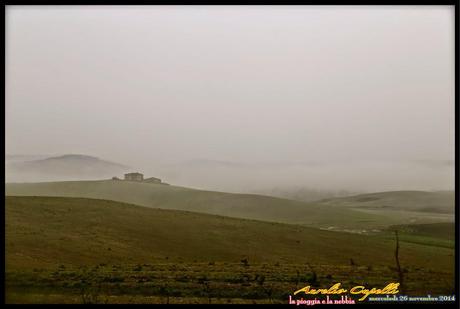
5,5,455,191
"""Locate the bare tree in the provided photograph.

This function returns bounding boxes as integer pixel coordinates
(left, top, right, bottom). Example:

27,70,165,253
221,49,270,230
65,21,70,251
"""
394,230,405,294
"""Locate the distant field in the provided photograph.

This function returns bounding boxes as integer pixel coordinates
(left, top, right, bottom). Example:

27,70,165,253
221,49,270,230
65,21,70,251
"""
317,190,454,214
5,196,455,304
379,223,455,249
5,181,453,231
391,222,455,240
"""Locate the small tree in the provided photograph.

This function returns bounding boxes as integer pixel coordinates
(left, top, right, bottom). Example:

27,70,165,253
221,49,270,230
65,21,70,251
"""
394,230,405,294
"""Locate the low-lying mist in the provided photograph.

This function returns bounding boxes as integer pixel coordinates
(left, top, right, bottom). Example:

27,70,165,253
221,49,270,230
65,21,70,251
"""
6,154,453,200
151,159,454,194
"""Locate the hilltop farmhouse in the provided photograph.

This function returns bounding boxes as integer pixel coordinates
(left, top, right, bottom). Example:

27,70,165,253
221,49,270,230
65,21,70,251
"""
115,172,168,185
124,172,144,181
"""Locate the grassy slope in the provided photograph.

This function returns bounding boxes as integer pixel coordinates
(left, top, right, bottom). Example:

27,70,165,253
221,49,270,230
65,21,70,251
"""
5,181,451,230
317,190,454,214
6,196,454,273
393,222,455,240
380,223,455,249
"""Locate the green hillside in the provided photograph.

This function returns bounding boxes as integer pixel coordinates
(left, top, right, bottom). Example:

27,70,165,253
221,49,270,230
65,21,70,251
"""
390,222,455,240
380,223,455,249
5,196,455,304
5,181,452,231
6,196,455,271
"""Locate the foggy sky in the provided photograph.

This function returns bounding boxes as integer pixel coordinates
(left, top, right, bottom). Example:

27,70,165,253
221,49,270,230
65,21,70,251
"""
5,6,455,192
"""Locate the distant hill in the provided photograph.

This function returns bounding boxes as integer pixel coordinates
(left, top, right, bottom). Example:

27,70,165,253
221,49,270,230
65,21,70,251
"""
317,190,454,214
5,180,453,231
5,154,130,182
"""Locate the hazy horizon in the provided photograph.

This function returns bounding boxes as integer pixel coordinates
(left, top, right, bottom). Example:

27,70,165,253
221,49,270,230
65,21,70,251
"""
5,5,455,193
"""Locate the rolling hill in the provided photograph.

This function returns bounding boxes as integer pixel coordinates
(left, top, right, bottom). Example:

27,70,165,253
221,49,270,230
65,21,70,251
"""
317,190,454,214
5,180,454,231
5,196,454,271
5,196,455,303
